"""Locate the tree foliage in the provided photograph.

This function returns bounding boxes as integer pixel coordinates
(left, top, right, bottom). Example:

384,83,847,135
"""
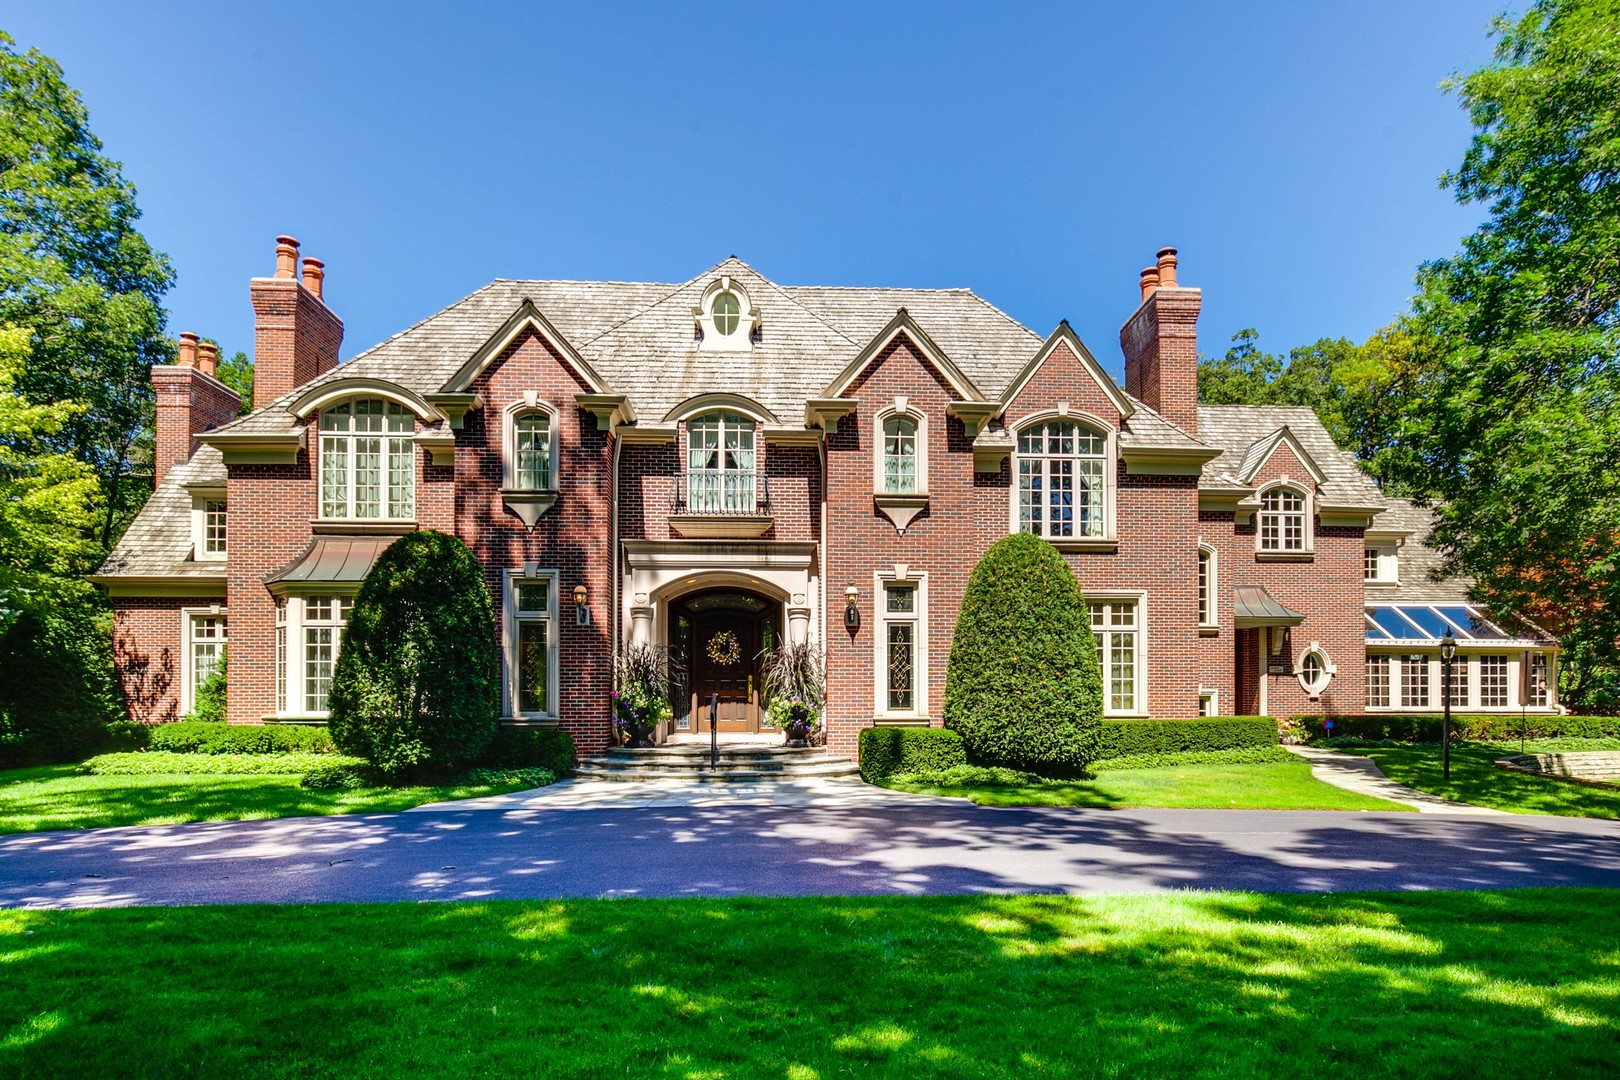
0,31,174,548
943,533,1103,772
1384,0,1620,710
328,531,500,779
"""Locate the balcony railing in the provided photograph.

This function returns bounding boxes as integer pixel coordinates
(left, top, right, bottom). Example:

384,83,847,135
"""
674,471,770,516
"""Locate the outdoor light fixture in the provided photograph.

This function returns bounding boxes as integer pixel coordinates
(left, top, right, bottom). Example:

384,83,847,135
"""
844,583,860,632
573,583,590,626
1440,631,1457,781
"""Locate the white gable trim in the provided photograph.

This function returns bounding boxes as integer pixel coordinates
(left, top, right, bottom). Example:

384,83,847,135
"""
1239,426,1329,487
289,378,442,423
820,309,985,402
442,298,612,395
1000,322,1134,421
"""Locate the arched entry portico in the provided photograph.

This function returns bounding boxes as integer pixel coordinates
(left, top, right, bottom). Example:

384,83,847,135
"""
668,587,781,733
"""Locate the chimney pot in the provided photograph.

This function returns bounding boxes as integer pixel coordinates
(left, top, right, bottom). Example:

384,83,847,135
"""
301,257,325,300
1156,247,1179,289
274,235,301,279
196,341,219,378
1139,267,1160,303
176,331,200,368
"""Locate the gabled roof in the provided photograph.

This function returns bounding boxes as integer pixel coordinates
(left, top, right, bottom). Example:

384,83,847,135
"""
1197,406,1385,506
819,308,985,401
1235,425,1328,486
441,298,613,394
999,321,1134,419
93,447,228,582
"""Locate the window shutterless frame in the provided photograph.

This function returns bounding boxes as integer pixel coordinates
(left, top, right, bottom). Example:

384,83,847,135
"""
873,569,928,720
318,399,415,521
503,569,559,721
180,608,227,715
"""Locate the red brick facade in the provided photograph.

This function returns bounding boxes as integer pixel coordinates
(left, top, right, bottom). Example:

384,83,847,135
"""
105,245,1389,755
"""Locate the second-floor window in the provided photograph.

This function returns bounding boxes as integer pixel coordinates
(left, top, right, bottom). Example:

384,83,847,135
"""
882,415,918,493
687,411,755,513
1018,421,1106,539
319,399,414,520
514,412,552,490
1258,487,1307,552
1197,546,1215,625
203,500,227,556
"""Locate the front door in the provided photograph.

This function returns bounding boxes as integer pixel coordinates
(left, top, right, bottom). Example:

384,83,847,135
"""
692,612,757,731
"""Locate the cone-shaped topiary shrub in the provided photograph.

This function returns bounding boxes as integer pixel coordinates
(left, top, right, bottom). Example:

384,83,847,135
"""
943,532,1103,772
328,530,499,780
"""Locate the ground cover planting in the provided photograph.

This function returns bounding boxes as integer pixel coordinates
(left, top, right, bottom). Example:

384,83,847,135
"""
1,890,1614,1077
1334,740,1620,819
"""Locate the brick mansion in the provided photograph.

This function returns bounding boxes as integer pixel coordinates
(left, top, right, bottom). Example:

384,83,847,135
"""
94,239,1561,756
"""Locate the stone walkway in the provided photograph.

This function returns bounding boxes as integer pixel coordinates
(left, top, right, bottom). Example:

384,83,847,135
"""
1285,745,1507,815
411,774,967,811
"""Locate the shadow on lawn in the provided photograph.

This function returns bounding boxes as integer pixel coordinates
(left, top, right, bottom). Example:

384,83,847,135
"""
2,799,1619,908
2,889,1616,1076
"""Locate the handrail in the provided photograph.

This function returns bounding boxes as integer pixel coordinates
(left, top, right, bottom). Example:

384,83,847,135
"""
673,471,771,515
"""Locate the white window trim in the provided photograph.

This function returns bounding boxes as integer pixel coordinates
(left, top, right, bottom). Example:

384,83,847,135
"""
682,410,760,512
1088,590,1148,717
1008,408,1118,548
1364,648,1560,713
501,395,560,492
315,398,418,524
692,276,760,353
1199,688,1219,717
189,491,228,562
1364,543,1399,583
872,399,929,497
270,591,355,719
873,566,928,721
179,606,227,715
1197,543,1217,627
1294,642,1336,700
1254,479,1314,557
503,567,560,722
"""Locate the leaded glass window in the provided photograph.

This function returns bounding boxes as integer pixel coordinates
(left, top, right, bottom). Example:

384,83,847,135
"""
319,399,414,519
883,584,917,712
882,416,918,494
509,574,555,717
1017,421,1106,539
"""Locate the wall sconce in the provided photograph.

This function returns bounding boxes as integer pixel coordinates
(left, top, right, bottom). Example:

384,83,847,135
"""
573,583,590,626
844,583,860,632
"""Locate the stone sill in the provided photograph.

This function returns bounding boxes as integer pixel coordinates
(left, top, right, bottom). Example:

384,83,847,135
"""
1198,625,1220,637
1255,551,1314,563
1050,539,1119,554
310,519,417,535
500,717,562,727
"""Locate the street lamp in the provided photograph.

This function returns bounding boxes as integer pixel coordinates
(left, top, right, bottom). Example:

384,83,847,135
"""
1440,631,1457,782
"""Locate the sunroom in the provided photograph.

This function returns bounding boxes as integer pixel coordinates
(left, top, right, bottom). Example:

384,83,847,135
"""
1364,603,1560,713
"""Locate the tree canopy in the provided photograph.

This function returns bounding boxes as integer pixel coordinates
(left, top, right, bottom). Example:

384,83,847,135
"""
0,30,174,549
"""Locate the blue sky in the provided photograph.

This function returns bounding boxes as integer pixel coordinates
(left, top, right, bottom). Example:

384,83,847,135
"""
6,1,1505,378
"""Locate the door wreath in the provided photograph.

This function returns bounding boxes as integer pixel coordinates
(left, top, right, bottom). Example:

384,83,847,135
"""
706,629,741,667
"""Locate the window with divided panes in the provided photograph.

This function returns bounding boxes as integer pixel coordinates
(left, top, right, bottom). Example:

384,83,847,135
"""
1088,600,1138,713
883,583,918,712
1018,421,1106,539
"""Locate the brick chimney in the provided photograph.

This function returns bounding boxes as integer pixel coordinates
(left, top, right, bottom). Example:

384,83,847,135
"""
249,235,343,410
152,332,243,487
1120,246,1201,435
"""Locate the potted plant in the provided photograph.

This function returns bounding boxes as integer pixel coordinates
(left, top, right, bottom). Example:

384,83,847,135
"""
760,640,825,748
613,643,672,748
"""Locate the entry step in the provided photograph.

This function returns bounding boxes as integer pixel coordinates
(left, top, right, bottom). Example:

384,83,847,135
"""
574,745,860,782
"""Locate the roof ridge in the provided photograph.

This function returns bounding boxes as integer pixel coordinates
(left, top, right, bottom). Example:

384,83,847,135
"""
573,257,741,348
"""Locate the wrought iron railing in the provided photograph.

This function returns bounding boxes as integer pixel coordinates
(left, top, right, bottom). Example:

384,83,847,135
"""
674,471,770,516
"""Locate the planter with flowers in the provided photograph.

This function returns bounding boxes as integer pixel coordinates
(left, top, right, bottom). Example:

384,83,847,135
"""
760,640,825,748
613,643,672,748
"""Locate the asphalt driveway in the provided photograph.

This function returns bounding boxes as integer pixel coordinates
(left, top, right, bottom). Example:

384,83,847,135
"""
2,803,1618,908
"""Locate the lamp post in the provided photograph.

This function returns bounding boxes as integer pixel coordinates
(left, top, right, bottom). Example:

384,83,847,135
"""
1440,631,1457,782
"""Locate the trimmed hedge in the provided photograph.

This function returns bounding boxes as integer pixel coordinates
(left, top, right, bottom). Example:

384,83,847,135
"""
1296,714,1620,743
944,533,1103,771
859,727,967,783
82,751,364,776
1094,746,1294,770
460,767,557,789
1099,717,1277,759
480,726,577,775
329,530,500,779
149,721,338,755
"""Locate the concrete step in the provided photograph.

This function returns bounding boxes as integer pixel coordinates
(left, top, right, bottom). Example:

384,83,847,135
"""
574,746,860,783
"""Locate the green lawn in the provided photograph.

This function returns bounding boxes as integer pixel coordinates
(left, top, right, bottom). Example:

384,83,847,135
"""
2,890,1616,1077
0,765,538,835
1346,740,1620,819
888,759,1410,811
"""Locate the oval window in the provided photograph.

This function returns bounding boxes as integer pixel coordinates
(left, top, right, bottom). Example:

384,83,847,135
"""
1296,645,1335,698
712,291,741,335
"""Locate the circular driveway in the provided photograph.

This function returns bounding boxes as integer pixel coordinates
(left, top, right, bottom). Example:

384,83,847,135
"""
2,801,1618,908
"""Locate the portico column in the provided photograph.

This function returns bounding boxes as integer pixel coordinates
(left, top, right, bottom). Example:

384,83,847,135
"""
787,595,812,644
629,592,654,647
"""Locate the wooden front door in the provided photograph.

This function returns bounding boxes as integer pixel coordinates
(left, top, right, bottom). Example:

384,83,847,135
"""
692,612,757,732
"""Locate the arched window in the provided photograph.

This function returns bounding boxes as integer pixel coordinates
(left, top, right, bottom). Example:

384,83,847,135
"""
1258,487,1307,552
1017,421,1107,539
686,411,756,513
513,411,552,491
882,415,918,494
319,399,414,520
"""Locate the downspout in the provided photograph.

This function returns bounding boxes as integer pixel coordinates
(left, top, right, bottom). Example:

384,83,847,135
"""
610,432,622,660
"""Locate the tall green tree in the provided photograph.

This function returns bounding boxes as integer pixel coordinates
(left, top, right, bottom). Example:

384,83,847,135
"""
0,30,174,549
1389,0,1620,710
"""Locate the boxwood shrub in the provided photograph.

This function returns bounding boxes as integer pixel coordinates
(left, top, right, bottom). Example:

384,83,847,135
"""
1098,716,1277,759
149,721,338,755
1295,714,1620,743
859,727,967,783
82,751,364,776
943,533,1103,771
480,726,577,775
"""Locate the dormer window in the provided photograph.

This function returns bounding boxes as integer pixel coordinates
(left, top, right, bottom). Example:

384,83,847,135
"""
712,291,741,336
319,399,415,521
1258,486,1308,553
694,277,758,353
